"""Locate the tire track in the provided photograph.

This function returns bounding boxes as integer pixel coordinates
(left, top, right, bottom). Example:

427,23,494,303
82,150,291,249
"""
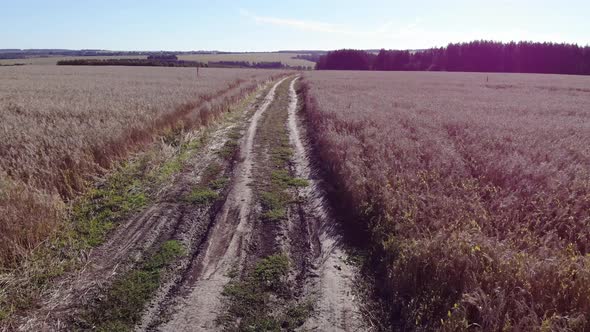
287,77,367,332
156,77,289,332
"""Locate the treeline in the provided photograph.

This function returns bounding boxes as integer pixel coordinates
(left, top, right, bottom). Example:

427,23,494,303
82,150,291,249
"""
316,41,590,75
57,59,206,67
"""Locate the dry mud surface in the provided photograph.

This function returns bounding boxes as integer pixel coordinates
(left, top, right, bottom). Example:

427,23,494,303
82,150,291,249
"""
16,76,368,332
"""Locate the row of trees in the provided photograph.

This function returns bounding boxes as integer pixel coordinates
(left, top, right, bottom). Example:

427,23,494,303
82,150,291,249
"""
57,59,206,67
316,41,590,75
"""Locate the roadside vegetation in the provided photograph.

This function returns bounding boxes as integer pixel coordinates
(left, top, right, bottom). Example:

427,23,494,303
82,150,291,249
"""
0,124,208,326
300,71,590,331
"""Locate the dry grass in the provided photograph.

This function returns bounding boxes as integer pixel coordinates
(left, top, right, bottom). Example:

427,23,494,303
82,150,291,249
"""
0,66,282,267
300,71,590,331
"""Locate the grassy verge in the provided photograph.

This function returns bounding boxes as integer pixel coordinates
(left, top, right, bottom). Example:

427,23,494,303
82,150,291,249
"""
0,129,206,325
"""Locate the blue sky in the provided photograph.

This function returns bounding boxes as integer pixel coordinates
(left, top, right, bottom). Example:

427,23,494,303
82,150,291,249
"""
1,0,588,51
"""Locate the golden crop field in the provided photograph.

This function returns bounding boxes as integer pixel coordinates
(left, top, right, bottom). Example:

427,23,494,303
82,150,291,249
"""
0,66,280,266
300,71,590,330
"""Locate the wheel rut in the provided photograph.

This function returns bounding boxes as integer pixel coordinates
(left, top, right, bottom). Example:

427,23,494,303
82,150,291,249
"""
286,77,368,332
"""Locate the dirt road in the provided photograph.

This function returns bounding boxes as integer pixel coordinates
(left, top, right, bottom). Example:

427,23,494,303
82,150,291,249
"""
15,75,368,332
151,77,289,331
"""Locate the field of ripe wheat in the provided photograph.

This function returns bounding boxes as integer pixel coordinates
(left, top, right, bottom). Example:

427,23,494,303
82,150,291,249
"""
0,66,280,266
300,71,590,331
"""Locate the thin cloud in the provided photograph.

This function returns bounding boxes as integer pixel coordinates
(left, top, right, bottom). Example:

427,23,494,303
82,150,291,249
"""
240,9,344,33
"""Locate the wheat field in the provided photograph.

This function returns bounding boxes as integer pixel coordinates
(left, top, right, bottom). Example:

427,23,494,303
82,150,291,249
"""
0,66,280,266
300,71,590,330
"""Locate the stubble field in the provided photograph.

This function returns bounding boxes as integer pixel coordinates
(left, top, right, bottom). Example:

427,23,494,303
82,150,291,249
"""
0,66,281,267
300,71,590,331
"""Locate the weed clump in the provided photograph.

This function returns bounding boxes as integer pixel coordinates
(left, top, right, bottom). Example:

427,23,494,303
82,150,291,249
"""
186,187,219,205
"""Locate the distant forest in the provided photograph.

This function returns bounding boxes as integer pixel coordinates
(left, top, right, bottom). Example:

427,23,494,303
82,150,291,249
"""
316,41,590,75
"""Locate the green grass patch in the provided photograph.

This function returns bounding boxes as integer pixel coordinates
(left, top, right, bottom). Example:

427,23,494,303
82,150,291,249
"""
157,158,184,181
73,164,149,248
262,208,287,222
228,128,243,140
283,302,314,330
186,187,219,205
219,254,309,331
253,254,290,292
210,177,229,190
84,240,185,331
73,128,210,249
202,163,223,182
260,191,289,222
271,170,309,188
271,146,293,165
218,140,239,159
